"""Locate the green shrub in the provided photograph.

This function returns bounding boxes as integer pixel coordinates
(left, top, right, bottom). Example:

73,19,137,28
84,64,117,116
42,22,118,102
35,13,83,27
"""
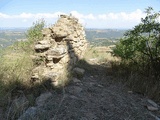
26,19,45,43
113,7,160,78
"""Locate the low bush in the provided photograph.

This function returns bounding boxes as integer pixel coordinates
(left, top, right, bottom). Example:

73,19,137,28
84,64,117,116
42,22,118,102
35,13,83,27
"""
112,7,160,101
113,7,160,78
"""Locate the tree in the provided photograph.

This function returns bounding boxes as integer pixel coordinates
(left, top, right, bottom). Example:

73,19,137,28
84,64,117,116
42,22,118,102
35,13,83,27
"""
113,7,160,77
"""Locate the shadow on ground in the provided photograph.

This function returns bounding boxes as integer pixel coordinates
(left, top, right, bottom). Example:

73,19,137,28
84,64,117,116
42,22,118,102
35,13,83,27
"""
0,40,157,120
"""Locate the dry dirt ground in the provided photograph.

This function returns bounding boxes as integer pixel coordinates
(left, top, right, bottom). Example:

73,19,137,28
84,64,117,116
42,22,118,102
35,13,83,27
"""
1,60,160,120
19,63,159,120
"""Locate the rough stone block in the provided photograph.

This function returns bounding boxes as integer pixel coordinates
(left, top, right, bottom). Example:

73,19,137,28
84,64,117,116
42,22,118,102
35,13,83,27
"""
35,44,50,50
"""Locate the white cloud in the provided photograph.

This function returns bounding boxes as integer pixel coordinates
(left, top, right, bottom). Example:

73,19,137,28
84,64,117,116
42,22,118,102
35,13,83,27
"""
70,11,95,25
19,13,33,18
22,19,27,22
70,11,95,20
0,10,147,28
97,9,145,21
0,12,65,19
0,13,10,18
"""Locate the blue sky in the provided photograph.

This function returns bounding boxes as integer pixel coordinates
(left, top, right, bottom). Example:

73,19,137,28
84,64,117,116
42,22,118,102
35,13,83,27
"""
0,0,160,28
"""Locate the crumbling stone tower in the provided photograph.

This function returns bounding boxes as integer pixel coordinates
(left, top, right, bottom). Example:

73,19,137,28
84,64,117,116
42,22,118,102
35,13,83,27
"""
31,15,88,86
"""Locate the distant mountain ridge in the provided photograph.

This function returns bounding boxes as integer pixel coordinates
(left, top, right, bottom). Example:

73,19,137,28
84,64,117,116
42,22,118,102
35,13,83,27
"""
85,29,127,46
0,28,127,48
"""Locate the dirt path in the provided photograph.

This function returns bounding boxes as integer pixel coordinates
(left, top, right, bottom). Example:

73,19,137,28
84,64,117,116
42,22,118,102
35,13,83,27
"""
18,64,160,120
48,76,154,120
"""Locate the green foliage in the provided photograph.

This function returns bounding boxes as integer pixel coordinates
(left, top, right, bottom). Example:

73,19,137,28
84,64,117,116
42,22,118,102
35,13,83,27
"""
0,20,46,108
26,19,45,43
113,7,160,77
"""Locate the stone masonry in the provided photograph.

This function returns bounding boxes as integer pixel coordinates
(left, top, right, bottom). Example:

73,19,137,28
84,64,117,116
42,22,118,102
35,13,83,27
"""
31,15,88,86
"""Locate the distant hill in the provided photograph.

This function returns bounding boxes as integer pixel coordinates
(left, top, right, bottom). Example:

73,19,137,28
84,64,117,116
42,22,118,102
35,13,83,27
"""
0,28,127,48
0,28,26,48
85,29,127,46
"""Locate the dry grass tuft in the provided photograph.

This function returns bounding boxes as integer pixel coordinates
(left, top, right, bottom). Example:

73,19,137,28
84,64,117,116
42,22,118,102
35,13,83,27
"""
84,46,119,64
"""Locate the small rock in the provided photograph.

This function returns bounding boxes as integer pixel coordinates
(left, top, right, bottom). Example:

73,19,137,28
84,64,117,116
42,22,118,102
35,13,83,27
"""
128,91,133,94
35,44,50,50
73,67,85,78
31,73,39,80
97,84,104,88
89,82,96,87
147,99,159,108
69,86,83,94
72,77,81,83
56,32,68,38
76,82,83,86
69,95,79,100
38,40,50,45
36,92,52,106
46,47,67,58
90,76,94,78
85,112,97,120
147,105,159,111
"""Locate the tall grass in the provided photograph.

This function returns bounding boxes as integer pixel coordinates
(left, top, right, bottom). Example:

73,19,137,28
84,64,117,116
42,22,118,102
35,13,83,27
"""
0,20,45,108
84,46,119,64
111,60,160,102
0,44,34,107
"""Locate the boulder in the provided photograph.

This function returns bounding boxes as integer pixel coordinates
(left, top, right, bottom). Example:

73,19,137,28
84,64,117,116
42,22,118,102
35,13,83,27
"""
36,92,52,106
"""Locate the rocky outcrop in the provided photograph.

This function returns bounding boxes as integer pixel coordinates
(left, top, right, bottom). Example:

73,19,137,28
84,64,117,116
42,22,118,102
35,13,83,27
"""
31,15,88,86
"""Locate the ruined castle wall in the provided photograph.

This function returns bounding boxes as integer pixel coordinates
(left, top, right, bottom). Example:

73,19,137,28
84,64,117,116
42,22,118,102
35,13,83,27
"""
31,15,88,86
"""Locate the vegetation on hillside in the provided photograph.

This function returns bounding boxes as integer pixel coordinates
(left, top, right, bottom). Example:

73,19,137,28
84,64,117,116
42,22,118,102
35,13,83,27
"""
0,20,45,108
0,28,125,49
26,19,45,43
114,7,160,77
113,7,160,100
0,30,26,48
86,29,126,46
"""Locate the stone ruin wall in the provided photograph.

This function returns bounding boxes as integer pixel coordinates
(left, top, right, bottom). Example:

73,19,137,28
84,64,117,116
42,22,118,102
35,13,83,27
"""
31,15,88,86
